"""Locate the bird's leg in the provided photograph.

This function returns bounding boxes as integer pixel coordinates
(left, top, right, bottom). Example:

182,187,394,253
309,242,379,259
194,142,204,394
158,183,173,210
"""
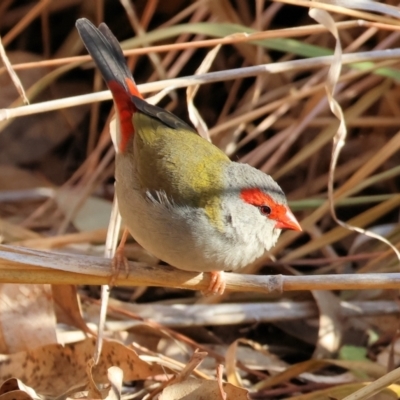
205,271,226,295
110,228,130,285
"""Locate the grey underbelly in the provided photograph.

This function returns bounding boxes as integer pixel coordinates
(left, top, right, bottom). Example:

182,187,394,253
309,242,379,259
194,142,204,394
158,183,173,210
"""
116,181,229,272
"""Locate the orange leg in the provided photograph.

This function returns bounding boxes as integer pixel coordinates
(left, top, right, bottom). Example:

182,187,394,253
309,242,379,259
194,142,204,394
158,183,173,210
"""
205,271,226,295
110,228,130,286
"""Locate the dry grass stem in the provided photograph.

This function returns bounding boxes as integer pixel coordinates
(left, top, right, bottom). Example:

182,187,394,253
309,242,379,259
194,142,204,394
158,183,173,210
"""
1,48,400,121
1,245,400,293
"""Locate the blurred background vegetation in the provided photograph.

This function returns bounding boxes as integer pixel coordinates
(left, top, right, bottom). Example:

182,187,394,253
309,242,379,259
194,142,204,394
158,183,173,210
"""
1,1,400,399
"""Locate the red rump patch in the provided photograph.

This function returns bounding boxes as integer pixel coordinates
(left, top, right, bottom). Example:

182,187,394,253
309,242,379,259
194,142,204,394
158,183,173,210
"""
108,80,137,153
125,78,143,99
240,188,286,221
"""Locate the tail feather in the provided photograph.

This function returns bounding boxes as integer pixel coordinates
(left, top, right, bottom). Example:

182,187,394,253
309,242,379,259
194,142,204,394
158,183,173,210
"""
76,18,144,152
76,18,197,152
76,18,142,99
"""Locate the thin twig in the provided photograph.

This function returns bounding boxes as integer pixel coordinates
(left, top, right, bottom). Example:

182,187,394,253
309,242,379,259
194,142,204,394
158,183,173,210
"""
1,48,400,121
1,245,400,293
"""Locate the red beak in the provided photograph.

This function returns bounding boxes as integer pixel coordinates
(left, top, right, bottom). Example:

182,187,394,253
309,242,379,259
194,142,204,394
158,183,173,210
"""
275,207,302,231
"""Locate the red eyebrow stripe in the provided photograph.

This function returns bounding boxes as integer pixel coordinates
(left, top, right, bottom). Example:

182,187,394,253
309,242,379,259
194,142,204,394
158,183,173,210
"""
240,188,273,206
240,188,287,221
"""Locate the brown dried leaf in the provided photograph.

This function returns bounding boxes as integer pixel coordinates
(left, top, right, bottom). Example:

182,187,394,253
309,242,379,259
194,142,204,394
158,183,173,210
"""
0,283,56,353
159,378,249,400
0,337,163,397
52,285,93,335
0,378,40,400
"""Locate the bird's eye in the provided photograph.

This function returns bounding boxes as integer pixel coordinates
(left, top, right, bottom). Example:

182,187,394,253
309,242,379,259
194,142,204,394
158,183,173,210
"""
259,205,271,216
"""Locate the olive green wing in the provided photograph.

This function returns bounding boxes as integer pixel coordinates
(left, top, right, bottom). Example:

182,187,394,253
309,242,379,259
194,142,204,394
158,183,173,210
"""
132,111,230,214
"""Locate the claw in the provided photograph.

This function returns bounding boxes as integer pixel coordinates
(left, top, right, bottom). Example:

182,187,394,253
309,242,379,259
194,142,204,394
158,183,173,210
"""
109,228,130,286
203,271,226,296
110,248,129,286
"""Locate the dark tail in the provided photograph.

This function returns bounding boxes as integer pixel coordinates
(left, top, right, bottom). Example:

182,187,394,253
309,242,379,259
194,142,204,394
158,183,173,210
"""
75,18,142,99
76,18,195,137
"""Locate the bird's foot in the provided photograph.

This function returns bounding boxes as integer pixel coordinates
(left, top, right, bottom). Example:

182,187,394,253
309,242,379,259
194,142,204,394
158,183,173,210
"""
109,245,129,286
109,228,130,286
203,271,226,296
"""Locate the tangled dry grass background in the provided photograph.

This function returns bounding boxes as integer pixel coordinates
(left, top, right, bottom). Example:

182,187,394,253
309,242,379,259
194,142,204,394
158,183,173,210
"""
1,0,400,399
